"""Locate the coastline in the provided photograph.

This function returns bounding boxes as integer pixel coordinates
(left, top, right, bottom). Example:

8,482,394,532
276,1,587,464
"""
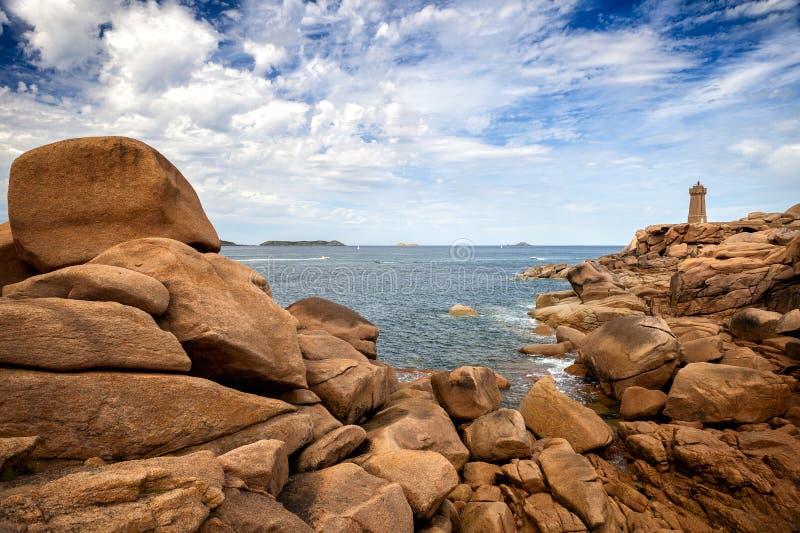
1,137,798,532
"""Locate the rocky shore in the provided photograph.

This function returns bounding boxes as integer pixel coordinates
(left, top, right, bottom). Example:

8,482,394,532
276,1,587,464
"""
0,136,798,533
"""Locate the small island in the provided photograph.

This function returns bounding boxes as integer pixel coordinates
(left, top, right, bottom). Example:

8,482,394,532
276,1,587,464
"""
219,240,240,246
394,242,418,246
512,242,531,246
259,240,345,246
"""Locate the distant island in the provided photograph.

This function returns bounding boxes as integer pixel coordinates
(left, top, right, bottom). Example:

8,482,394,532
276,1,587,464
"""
395,242,418,246
512,242,531,246
220,240,240,246
259,240,345,246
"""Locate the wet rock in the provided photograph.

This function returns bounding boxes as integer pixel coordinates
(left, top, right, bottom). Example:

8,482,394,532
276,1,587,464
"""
519,376,612,453
7,136,220,272
296,425,366,472
200,488,312,533
460,502,516,533
537,439,609,529
579,316,680,398
2,264,170,315
362,450,459,520
449,304,478,317
278,463,413,533
431,366,501,421
729,308,783,341
619,386,667,420
0,451,224,532
217,439,288,496
91,238,307,389
0,368,295,460
0,298,190,373
518,341,573,356
360,397,470,470
287,297,380,358
664,363,792,423
462,408,531,462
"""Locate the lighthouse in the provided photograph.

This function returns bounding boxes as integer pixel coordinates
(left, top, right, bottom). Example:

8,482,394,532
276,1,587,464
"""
688,181,707,224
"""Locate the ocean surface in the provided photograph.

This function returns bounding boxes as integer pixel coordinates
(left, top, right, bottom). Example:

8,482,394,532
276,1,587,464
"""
221,244,621,409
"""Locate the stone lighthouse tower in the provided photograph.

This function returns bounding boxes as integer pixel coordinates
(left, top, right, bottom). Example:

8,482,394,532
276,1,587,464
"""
688,180,707,224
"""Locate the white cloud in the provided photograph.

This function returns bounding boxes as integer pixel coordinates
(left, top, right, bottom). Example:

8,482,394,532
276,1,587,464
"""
243,40,288,75
0,9,9,36
767,143,800,176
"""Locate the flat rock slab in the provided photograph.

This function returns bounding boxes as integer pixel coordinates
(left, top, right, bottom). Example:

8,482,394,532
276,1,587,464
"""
278,463,413,532
296,425,366,472
3,264,170,315
664,362,792,423
0,297,190,372
0,451,224,532
7,136,220,272
91,238,307,389
362,450,459,520
520,376,612,453
0,368,295,460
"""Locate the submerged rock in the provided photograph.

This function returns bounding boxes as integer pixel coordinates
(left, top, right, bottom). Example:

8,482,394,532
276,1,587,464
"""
7,136,220,272
448,304,478,317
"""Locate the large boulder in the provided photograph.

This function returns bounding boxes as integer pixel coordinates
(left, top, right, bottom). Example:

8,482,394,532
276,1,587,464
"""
566,261,628,301
619,386,667,420
217,439,288,496
360,397,470,470
305,358,392,424
537,439,610,530
91,238,307,389
298,329,368,361
0,368,296,460
663,363,792,423
519,376,612,453
361,450,459,520
287,297,379,358
729,308,783,341
7,136,220,272
0,436,39,473
0,298,190,373
461,408,531,462
296,425,366,472
201,488,312,533
0,221,33,288
0,451,224,532
278,463,414,532
460,502,516,533
431,366,501,421
776,308,800,337
579,316,680,398
2,264,170,315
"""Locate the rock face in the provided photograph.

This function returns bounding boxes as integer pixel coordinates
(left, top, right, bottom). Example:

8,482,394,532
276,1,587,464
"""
361,450,459,520
217,440,288,496
0,451,225,532
579,316,680,398
519,376,612,453
663,362,792,423
91,238,307,389
449,304,478,317
0,368,295,460
2,264,170,315
288,297,380,358
278,463,414,532
461,408,531,462
7,136,220,272
0,221,33,288
0,298,190,372
431,366,501,421
360,397,470,470
566,260,628,301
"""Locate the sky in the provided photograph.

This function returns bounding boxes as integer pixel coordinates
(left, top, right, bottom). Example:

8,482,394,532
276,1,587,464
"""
0,0,798,245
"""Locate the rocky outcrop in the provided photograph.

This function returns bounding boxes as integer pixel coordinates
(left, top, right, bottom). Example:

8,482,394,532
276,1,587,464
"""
2,264,170,315
580,316,679,398
431,366,501,421
663,362,793,423
278,463,414,532
91,238,307,390
0,298,190,373
519,376,612,453
288,297,380,358
0,451,225,532
7,136,220,272
0,368,296,460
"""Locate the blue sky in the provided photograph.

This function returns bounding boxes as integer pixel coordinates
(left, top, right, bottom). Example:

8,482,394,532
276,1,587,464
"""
0,0,798,245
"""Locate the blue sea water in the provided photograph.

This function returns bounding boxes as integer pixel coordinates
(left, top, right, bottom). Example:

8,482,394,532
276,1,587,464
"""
221,244,621,408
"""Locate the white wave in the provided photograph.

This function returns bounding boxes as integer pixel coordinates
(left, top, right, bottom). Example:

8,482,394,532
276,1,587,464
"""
530,256,546,260
236,256,331,262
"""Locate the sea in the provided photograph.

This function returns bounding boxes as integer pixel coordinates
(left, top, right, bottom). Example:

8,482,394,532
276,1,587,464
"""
222,244,622,411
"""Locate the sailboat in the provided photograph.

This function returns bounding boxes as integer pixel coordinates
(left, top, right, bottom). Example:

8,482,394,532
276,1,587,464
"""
357,245,360,250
